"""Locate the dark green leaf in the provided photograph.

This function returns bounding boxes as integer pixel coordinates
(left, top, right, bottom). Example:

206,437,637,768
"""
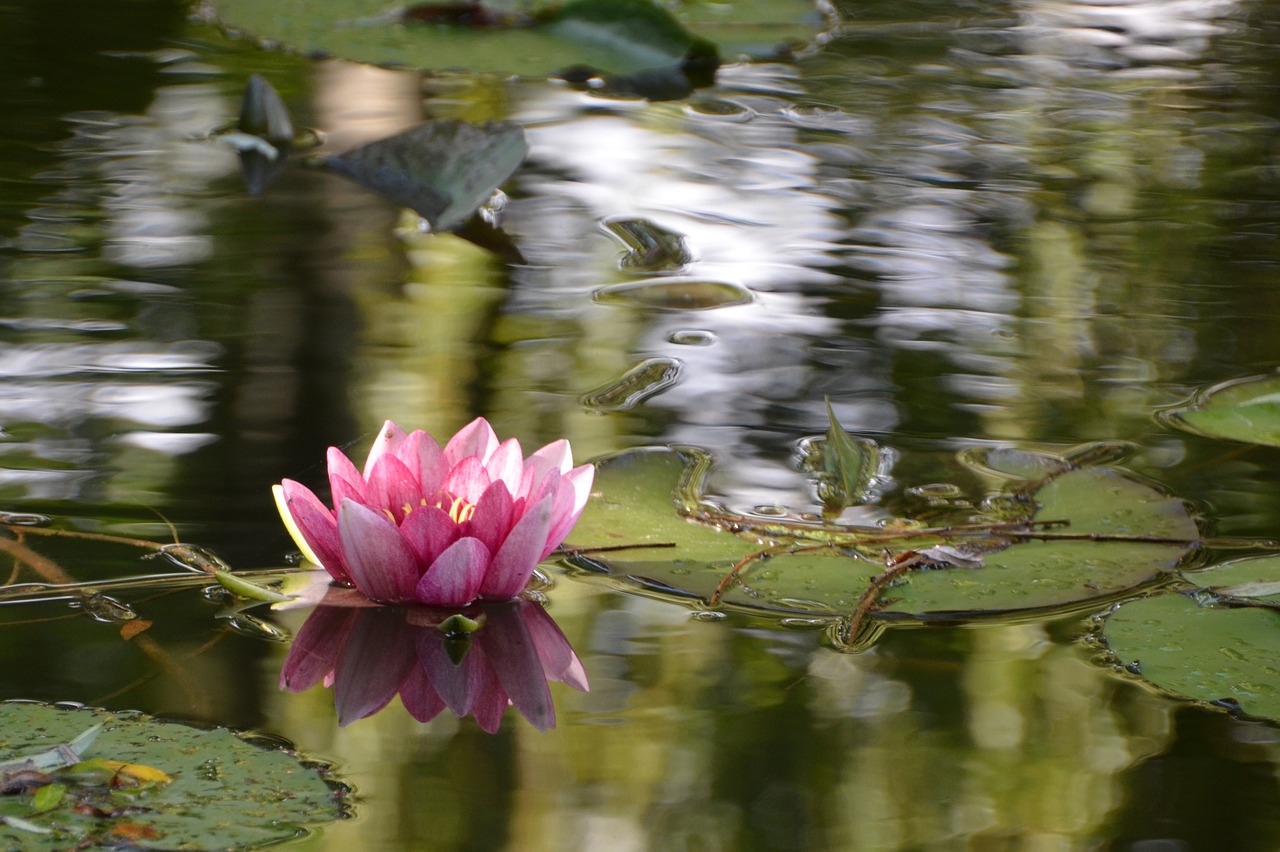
325,120,527,233
1102,592,1280,721
0,703,343,850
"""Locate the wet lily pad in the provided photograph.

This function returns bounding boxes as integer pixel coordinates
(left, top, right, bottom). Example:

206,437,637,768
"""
1183,554,1280,601
1102,592,1280,721
563,448,1199,621
0,702,343,849
210,0,797,88
1159,374,1280,447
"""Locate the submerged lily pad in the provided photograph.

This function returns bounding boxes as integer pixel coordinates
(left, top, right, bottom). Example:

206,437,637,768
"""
563,448,1199,621
1159,374,1280,447
593,279,753,310
1102,592,1280,721
0,702,343,849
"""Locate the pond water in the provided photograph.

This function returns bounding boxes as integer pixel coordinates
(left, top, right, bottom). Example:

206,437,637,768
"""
3,0,1280,848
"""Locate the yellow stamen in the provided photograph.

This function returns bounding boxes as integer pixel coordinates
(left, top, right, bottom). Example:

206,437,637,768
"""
436,493,476,525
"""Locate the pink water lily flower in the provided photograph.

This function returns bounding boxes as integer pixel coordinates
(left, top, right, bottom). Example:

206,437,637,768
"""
273,419,594,606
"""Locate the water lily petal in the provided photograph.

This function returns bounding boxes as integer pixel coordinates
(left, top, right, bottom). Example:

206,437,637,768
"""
470,481,515,554
522,602,589,691
443,417,499,468
481,493,554,599
277,480,351,584
442,455,491,506
417,629,485,715
279,605,359,692
530,438,572,475
485,438,525,493
468,661,509,734
327,447,366,509
365,453,423,523
542,463,596,559
402,430,446,495
362,420,409,479
333,607,417,726
338,498,420,603
399,504,459,566
481,603,555,731
398,664,446,723
415,537,490,606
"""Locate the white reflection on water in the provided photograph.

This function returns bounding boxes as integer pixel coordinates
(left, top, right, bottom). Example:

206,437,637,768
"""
510,65,891,512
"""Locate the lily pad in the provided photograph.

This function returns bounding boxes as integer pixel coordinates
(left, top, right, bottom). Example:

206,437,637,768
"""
1183,554,1280,601
209,0,828,86
0,702,343,849
562,448,1199,621
1102,592,1280,721
1159,374,1280,447
212,0,686,79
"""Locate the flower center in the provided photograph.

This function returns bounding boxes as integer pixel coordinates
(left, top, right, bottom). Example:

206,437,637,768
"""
435,492,476,525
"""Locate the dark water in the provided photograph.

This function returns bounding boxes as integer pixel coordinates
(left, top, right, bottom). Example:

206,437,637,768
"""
3,0,1280,848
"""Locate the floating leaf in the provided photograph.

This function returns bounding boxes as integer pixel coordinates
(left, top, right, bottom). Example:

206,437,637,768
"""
1182,554,1280,602
580,357,682,411
1102,592,1280,721
1159,374,1280,447
207,0,834,90
563,448,1199,622
0,702,343,849
594,279,753,311
325,120,527,233
603,217,692,272
213,569,293,603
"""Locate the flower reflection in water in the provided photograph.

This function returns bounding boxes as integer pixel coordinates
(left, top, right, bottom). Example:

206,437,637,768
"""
280,591,588,731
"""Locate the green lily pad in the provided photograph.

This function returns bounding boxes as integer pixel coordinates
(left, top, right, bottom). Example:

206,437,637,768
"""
1159,374,1280,447
1183,554,1280,601
209,0,826,81
1102,592,1280,721
563,448,1199,621
0,702,343,849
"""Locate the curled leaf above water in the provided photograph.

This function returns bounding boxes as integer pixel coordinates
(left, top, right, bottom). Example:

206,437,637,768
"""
1159,373,1280,447
324,120,528,234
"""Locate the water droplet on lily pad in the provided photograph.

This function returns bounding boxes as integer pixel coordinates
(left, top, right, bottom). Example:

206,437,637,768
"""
594,279,753,311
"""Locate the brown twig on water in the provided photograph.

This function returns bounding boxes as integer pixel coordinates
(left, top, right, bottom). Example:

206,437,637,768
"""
0,534,76,585
560,541,677,556
841,551,929,643
708,543,840,606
